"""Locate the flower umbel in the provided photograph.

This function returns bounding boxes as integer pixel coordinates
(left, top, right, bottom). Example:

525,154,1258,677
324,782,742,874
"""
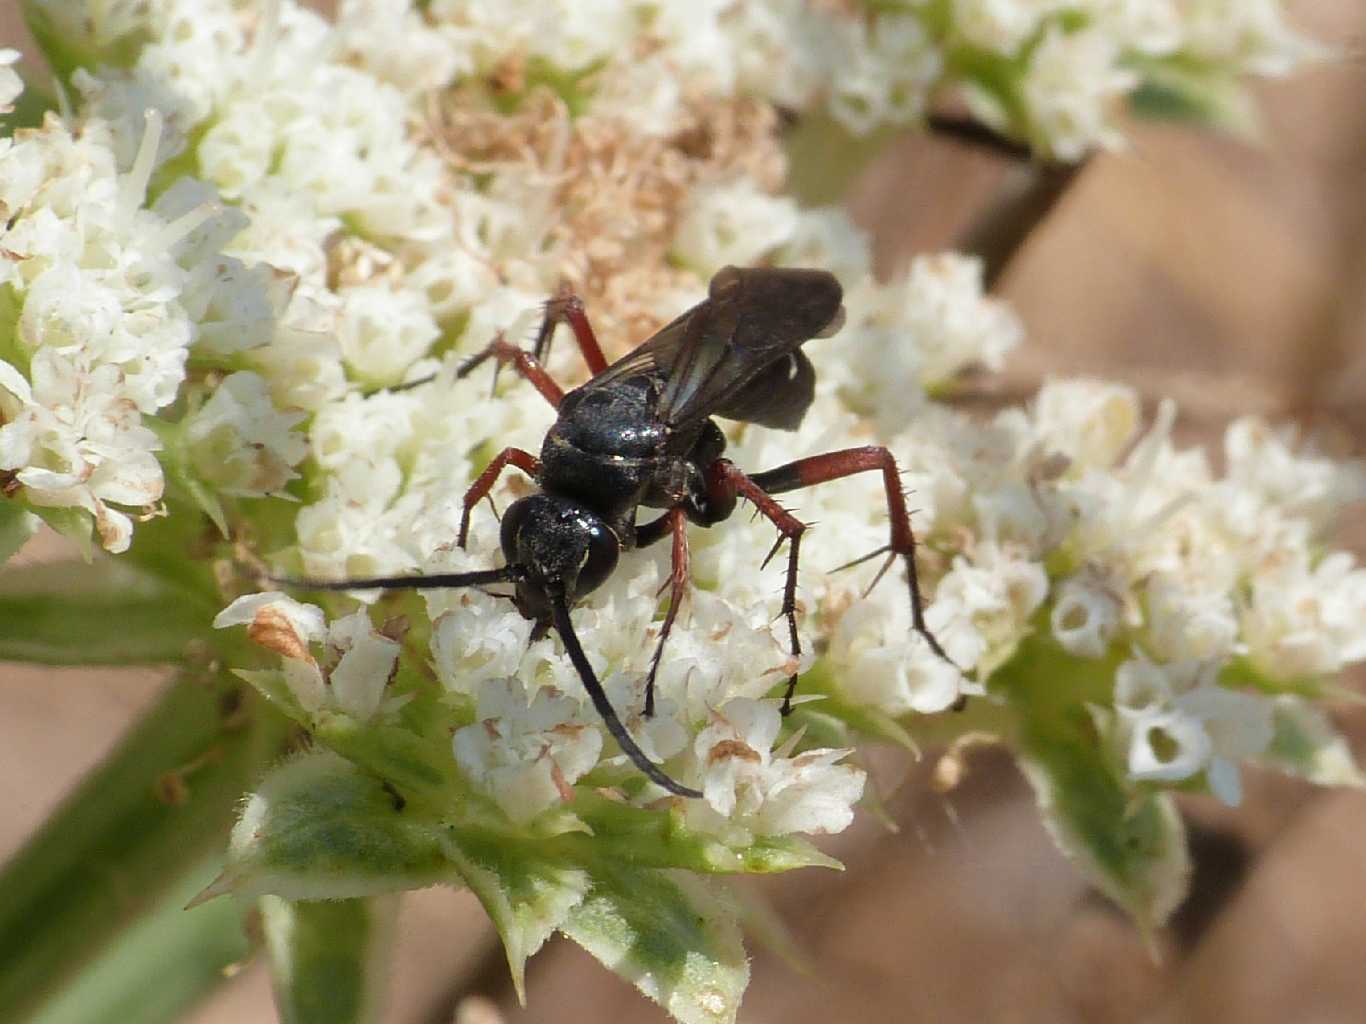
5,1,1356,1023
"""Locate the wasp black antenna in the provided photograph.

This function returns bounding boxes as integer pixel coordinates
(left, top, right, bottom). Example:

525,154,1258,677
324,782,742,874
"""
551,594,701,797
275,566,520,593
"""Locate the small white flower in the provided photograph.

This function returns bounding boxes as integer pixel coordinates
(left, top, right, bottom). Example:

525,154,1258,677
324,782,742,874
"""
932,542,1049,674
1051,568,1123,658
1017,26,1139,160
184,372,308,497
213,591,326,639
827,13,941,135
452,679,604,824
1114,658,1274,805
334,0,468,95
335,285,441,386
1031,379,1141,471
837,254,1022,435
830,596,964,715
326,609,403,721
1143,575,1238,663
953,0,1062,55
1242,553,1366,681
602,674,690,768
1222,416,1366,531
1180,0,1323,76
214,595,400,721
672,180,798,276
689,698,865,837
1093,0,1184,57
0,48,22,114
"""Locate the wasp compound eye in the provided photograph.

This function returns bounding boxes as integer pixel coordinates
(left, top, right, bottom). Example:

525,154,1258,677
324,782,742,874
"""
501,493,618,602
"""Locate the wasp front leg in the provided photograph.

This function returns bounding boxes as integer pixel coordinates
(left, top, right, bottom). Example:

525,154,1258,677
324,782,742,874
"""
458,447,541,548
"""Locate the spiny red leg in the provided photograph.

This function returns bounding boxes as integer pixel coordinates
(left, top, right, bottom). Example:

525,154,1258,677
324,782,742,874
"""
707,460,808,714
534,283,609,376
459,447,540,548
634,507,690,718
457,331,565,408
748,446,955,668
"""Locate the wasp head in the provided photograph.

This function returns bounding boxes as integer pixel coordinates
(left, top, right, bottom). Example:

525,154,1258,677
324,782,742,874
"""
500,493,620,633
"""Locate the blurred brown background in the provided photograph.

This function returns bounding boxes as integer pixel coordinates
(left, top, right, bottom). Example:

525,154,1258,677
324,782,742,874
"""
3,2,1365,1022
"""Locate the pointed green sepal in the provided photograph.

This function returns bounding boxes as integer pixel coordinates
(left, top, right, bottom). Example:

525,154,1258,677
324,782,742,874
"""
439,831,590,1004
0,500,39,567
560,866,749,1024
1259,696,1366,788
995,635,1191,935
201,751,454,904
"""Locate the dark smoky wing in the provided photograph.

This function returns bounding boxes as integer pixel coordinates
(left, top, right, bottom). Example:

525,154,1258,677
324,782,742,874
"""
571,308,695,394
575,267,842,432
655,267,842,430
708,348,815,430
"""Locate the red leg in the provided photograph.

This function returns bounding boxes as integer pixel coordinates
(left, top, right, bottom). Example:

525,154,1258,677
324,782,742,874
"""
457,332,565,408
635,507,689,718
534,283,609,376
706,460,809,713
459,447,541,548
748,446,955,669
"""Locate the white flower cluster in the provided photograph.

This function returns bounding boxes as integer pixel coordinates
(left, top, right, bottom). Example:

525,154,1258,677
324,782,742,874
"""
54,0,1346,842
213,591,402,722
952,0,1320,157
0,99,256,551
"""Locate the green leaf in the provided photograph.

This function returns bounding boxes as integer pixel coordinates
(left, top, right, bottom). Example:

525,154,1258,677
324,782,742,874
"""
560,865,749,1024
0,558,214,665
1259,696,1366,788
0,674,288,1020
440,831,590,1004
0,500,40,567
200,751,455,905
994,633,1191,935
261,896,397,1024
29,856,251,1024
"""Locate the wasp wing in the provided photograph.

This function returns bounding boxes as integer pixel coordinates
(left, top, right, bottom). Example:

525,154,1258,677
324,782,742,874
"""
579,266,843,432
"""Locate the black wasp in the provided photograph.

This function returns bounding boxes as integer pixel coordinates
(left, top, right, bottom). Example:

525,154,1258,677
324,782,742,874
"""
290,266,954,797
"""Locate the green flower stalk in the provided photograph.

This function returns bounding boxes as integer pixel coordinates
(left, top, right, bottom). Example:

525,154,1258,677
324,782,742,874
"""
1,2,1358,1023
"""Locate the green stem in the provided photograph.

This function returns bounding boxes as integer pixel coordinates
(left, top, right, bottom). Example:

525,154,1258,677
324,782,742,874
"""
0,673,291,1020
28,855,253,1024
262,896,398,1024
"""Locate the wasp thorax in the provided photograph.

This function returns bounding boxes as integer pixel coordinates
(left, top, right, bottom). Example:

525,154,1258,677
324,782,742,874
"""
500,493,620,623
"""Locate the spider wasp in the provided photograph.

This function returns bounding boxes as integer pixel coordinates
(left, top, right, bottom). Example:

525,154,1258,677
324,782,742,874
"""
289,266,954,796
